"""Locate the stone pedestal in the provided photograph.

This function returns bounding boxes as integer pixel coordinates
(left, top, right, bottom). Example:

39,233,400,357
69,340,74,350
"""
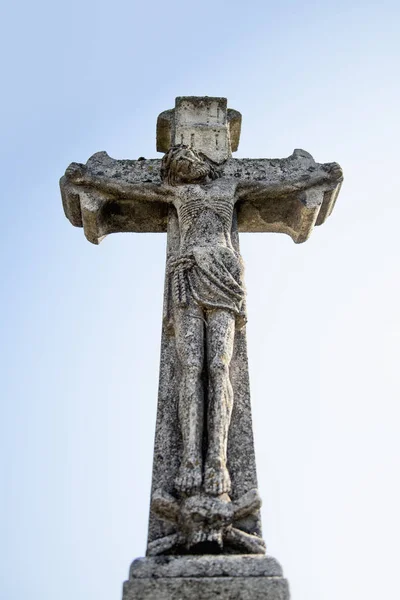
123,555,290,600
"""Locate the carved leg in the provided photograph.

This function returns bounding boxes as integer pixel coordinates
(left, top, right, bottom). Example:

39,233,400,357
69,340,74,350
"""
174,305,205,495
204,309,235,495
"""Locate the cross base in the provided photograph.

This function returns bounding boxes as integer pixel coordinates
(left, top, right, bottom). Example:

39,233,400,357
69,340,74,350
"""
123,555,290,599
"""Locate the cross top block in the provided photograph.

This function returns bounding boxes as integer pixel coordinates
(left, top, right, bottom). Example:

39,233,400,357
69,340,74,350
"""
157,96,242,164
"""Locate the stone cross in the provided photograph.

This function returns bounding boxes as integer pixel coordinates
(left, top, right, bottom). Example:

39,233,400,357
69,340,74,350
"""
61,96,342,599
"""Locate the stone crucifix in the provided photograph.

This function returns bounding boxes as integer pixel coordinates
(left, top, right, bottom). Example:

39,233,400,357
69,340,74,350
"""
61,97,342,589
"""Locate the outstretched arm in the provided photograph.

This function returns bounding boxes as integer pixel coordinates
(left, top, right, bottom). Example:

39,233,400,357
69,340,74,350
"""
64,162,172,203
235,162,343,203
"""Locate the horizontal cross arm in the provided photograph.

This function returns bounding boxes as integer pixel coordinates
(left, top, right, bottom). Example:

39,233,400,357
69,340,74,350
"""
229,149,342,242
61,149,342,244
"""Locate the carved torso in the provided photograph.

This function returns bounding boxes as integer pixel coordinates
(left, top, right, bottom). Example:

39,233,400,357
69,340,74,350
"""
166,178,246,320
171,178,238,253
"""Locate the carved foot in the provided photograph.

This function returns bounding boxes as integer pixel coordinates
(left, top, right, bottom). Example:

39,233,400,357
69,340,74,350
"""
175,460,202,495
204,458,231,495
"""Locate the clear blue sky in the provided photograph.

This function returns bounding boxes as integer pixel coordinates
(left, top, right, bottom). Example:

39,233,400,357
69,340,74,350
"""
1,2,399,599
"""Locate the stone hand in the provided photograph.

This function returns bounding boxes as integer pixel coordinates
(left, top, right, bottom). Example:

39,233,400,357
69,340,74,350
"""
65,162,90,185
324,162,343,182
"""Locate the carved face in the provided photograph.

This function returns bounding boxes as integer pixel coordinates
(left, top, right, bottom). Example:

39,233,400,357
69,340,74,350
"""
178,494,234,548
161,145,215,185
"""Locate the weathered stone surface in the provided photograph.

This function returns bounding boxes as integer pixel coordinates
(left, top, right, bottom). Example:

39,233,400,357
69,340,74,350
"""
146,205,264,555
124,555,290,600
129,555,283,578
61,149,342,244
150,490,266,554
156,96,242,158
60,96,342,595
61,107,342,555
123,576,289,599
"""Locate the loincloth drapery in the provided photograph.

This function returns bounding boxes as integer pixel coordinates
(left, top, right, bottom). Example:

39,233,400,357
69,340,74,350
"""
164,247,247,334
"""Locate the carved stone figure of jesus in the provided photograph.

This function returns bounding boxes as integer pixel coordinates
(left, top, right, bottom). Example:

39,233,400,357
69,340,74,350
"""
65,145,342,499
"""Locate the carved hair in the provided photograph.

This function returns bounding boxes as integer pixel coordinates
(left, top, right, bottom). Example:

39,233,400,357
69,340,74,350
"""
161,145,221,186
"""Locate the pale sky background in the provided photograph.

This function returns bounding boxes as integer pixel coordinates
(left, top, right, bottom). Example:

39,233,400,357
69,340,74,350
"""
1,1,399,599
